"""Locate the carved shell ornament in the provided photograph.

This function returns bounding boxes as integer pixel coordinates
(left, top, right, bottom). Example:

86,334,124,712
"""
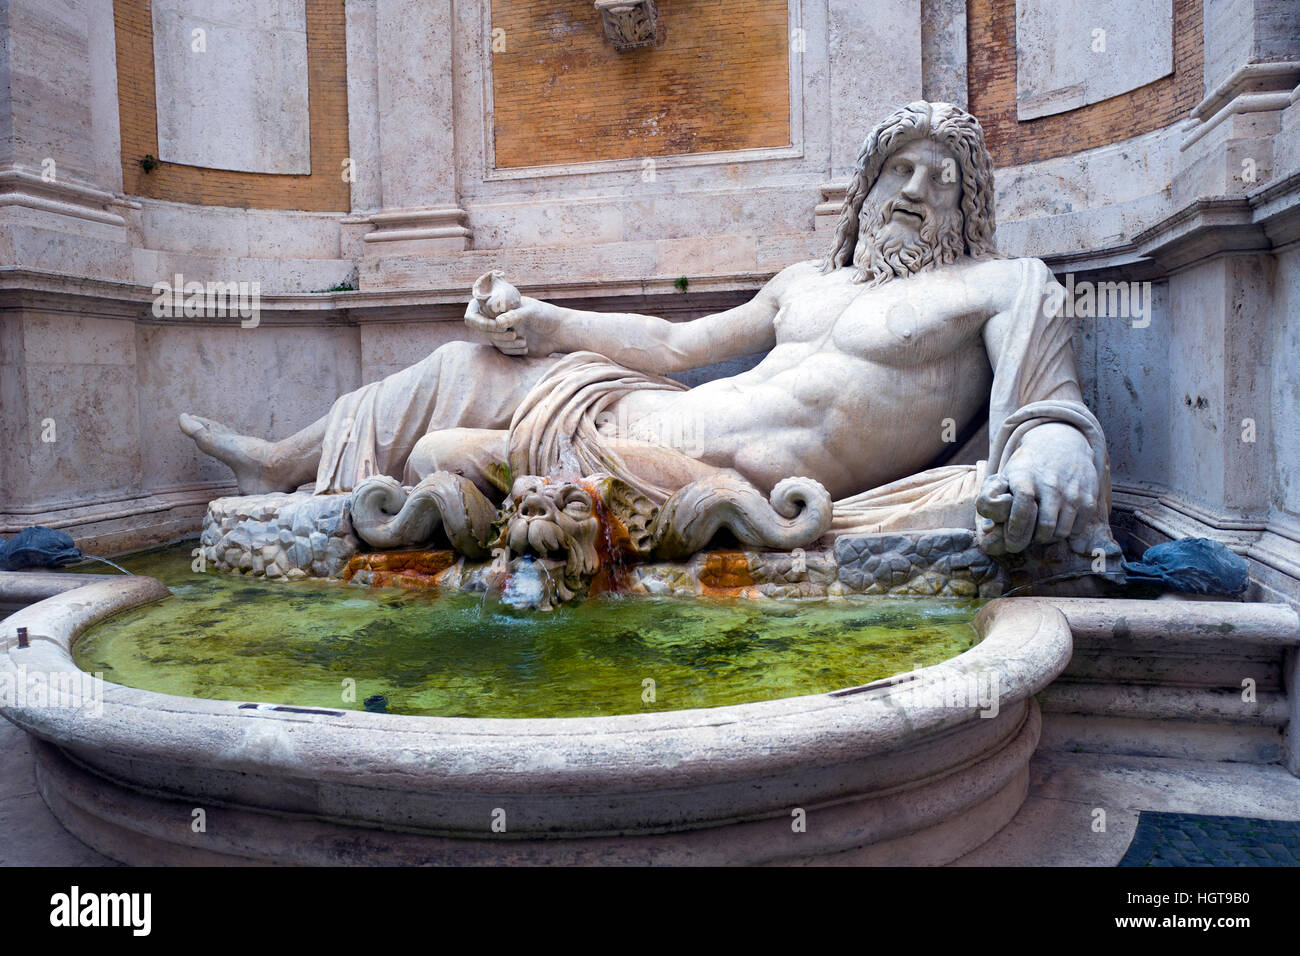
595,0,659,51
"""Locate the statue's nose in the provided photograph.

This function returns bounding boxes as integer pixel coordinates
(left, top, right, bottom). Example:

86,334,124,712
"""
520,494,550,518
901,161,936,202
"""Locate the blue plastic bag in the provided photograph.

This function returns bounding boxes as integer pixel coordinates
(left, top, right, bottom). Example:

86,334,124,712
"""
1122,538,1249,596
0,526,84,571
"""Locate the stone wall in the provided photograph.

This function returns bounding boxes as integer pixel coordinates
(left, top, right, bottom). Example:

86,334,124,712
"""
0,286,749,555
968,0,1204,166
1272,244,1300,522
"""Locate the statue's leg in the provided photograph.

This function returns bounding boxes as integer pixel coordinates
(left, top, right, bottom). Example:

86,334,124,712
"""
178,413,327,495
180,341,556,496
316,341,557,493
405,428,511,502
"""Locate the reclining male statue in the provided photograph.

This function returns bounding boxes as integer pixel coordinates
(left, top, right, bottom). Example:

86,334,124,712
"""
180,101,1117,563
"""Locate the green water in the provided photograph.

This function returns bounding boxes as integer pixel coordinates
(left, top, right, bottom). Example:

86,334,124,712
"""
70,542,982,719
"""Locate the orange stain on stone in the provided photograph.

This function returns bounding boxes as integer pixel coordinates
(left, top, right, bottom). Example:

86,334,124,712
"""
345,550,458,589
697,551,755,590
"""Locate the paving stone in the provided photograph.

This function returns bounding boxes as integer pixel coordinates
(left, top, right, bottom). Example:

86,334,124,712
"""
0,720,113,866
1120,812,1300,867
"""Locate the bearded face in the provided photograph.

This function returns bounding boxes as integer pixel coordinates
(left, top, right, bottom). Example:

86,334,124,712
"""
502,476,601,580
853,138,966,284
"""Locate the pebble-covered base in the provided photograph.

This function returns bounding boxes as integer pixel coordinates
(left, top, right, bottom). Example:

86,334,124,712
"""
835,530,1007,598
627,548,841,598
200,492,359,580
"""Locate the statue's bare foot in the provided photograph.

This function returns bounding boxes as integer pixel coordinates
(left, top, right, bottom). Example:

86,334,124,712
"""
179,413,298,495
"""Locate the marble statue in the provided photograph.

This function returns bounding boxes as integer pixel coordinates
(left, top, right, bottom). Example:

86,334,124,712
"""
181,101,1117,575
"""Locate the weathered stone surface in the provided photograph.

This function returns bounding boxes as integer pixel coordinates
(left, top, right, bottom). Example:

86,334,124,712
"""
321,535,1015,601
287,538,313,570
753,549,838,586
308,531,328,560
152,0,311,174
1015,0,1173,120
342,549,460,589
835,529,1008,597
697,551,756,590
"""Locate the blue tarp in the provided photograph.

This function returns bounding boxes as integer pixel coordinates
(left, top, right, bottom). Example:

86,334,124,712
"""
0,526,84,571
1122,537,1250,596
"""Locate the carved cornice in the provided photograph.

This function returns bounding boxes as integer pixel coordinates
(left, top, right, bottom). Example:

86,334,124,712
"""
1036,172,1300,277
1110,484,1300,605
0,167,136,228
358,206,471,244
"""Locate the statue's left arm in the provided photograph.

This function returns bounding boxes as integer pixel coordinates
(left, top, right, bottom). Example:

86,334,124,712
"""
977,258,1109,554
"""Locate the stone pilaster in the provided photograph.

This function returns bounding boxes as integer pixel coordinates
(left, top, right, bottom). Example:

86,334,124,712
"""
356,0,471,257
1177,0,1300,196
0,0,134,281
921,0,967,109
827,0,923,179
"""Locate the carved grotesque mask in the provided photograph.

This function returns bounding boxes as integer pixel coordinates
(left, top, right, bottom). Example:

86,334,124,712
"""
501,476,602,585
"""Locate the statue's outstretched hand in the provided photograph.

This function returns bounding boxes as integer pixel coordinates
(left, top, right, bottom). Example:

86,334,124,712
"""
975,423,1099,554
464,271,561,357
464,295,528,355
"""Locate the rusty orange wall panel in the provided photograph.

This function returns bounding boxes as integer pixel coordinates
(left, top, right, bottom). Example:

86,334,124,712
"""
490,0,793,168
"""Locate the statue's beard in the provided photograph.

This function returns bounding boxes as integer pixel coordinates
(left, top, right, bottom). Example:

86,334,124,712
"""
852,197,965,284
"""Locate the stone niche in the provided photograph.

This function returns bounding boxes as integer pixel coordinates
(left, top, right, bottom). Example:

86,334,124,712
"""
1014,0,1174,120
151,0,311,174
489,0,791,167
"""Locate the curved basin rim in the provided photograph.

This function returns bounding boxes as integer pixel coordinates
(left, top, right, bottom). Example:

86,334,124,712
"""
0,573,1072,783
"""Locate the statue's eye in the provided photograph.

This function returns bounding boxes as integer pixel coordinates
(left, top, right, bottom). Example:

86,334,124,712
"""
563,493,591,516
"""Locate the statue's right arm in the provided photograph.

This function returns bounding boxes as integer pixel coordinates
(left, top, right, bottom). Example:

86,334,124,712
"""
476,262,811,374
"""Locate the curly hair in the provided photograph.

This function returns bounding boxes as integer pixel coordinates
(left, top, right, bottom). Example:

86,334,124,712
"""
823,101,999,280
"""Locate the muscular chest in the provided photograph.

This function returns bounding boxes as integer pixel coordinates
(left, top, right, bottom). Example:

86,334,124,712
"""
775,270,987,367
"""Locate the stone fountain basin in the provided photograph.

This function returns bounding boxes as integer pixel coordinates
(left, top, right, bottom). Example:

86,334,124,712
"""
0,573,1072,865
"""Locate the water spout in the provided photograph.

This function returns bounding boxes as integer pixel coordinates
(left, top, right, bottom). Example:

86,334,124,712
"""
500,556,552,611
82,554,133,575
